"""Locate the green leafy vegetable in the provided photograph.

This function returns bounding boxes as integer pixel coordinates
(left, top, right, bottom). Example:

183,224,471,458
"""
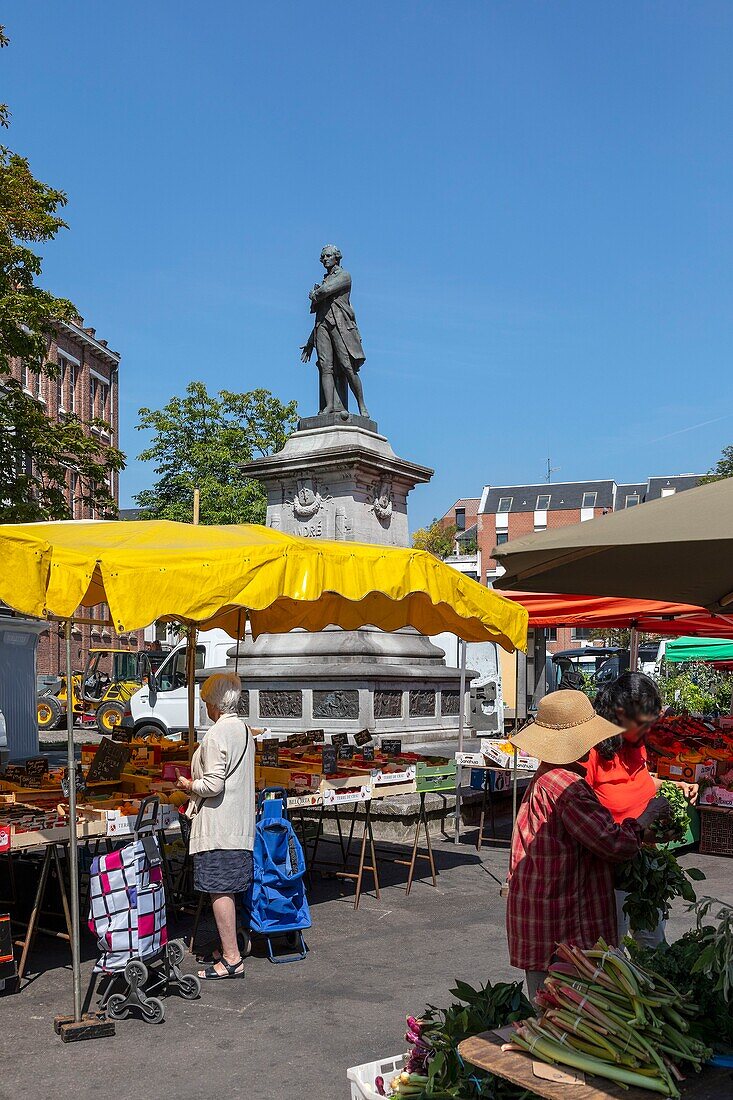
617,848,705,932
653,780,690,841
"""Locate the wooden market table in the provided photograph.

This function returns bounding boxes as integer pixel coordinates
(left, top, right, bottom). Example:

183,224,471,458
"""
458,1030,732,1100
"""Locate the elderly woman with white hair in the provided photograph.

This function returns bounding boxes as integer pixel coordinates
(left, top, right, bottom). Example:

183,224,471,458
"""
177,671,254,980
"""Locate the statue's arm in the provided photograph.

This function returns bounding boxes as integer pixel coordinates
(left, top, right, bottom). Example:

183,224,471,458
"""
311,269,351,302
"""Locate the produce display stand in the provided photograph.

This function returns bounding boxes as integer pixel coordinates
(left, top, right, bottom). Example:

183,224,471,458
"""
457,1030,732,1100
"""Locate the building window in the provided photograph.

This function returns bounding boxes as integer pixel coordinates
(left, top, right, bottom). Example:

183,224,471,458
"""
497,496,513,513
661,487,676,498
57,356,67,410
536,493,551,510
68,363,77,412
582,491,597,509
546,627,557,642
455,507,466,531
626,494,640,508
571,627,593,641
534,524,547,532
495,531,509,546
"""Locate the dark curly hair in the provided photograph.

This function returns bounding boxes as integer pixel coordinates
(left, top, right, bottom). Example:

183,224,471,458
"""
593,672,662,760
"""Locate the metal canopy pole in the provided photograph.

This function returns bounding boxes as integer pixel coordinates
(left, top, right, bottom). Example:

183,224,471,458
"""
453,639,467,845
629,625,640,672
65,619,82,1022
187,623,198,761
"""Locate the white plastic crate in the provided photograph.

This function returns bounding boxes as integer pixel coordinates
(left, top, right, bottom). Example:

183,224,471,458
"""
347,1053,405,1099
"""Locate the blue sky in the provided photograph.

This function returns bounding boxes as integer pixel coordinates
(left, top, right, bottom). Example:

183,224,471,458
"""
5,2,733,529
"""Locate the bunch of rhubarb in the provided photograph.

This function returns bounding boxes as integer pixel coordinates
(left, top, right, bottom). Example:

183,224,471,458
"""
507,940,711,1098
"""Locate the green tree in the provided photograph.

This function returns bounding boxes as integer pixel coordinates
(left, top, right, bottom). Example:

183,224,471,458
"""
0,26,124,521
701,444,733,484
135,381,298,524
412,518,457,559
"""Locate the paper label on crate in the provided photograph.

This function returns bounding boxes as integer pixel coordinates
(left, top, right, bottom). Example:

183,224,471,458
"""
371,765,415,785
322,784,371,805
455,752,486,767
0,826,10,853
287,793,322,809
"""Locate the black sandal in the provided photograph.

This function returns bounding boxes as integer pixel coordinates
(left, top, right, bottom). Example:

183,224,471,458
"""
209,934,251,964
199,956,245,980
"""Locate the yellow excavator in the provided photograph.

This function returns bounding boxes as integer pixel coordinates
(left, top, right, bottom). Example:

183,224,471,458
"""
37,648,156,735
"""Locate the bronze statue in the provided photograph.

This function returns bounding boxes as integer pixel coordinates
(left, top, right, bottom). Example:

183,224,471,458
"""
301,245,369,417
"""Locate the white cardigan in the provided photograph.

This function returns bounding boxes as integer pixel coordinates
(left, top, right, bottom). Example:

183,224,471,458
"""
187,714,255,855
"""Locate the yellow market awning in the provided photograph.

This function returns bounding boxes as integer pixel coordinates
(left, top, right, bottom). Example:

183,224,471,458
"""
0,520,528,651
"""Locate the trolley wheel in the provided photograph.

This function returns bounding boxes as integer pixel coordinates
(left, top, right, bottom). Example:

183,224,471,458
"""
178,973,201,1000
140,996,165,1024
106,993,130,1021
124,959,148,988
167,940,185,966
285,932,297,946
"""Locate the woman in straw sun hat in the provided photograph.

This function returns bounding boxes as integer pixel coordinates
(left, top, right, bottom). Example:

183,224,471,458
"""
505,690,668,1004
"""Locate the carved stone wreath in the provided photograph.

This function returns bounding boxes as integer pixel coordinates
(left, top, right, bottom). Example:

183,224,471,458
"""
367,479,393,523
288,476,331,520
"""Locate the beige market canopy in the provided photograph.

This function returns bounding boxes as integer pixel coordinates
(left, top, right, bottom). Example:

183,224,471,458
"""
493,476,733,611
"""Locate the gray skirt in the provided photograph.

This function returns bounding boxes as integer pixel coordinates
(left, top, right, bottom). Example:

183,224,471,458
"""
193,848,254,895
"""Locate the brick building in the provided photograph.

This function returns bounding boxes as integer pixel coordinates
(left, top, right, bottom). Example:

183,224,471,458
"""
440,474,701,651
7,317,142,677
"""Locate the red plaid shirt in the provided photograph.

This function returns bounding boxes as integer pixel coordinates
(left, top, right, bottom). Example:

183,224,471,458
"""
507,766,643,970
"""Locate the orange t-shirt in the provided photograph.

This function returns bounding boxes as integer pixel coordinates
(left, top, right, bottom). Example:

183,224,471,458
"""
585,743,656,823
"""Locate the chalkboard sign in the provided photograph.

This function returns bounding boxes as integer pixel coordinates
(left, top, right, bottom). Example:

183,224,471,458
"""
381,738,402,757
61,764,87,799
25,757,49,783
286,733,308,748
330,732,349,749
353,730,373,747
86,737,131,784
112,727,133,743
321,745,338,776
362,744,375,762
305,729,325,744
338,744,354,761
261,741,280,767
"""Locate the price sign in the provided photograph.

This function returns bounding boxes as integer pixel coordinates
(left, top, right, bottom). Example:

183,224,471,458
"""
362,744,375,762
261,741,280,767
330,732,349,749
338,744,354,760
381,738,402,758
305,729,326,744
24,757,49,785
61,764,87,799
353,730,373,747
286,733,308,748
86,737,131,784
321,745,338,776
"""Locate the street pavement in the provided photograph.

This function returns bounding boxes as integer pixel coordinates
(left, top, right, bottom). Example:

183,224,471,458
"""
0,830,730,1100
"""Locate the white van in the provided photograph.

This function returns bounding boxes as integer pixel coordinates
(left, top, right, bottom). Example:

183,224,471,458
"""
121,629,236,739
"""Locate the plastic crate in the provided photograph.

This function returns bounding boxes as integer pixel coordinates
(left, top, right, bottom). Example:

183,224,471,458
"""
699,806,733,856
347,1053,405,1099
415,761,456,793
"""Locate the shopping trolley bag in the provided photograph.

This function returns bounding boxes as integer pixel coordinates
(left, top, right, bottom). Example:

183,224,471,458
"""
243,788,310,963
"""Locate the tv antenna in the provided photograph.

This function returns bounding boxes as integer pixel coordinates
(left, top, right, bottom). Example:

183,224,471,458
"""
546,457,560,483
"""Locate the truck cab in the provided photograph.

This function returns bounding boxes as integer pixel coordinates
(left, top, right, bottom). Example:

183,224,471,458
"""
123,629,236,738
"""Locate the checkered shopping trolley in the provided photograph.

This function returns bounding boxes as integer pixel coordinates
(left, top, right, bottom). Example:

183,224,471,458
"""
88,797,199,1023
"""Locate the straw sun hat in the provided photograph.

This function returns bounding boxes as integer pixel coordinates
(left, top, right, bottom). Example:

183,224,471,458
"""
510,689,623,766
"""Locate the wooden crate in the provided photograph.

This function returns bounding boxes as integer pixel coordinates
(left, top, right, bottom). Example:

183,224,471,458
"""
699,806,733,856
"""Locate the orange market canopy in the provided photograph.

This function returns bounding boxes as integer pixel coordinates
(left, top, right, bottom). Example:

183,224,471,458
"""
0,519,528,650
501,591,733,638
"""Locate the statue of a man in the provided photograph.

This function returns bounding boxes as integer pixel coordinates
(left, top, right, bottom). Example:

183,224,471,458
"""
300,245,369,418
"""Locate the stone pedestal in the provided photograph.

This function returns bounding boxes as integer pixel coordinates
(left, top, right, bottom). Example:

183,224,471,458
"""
236,414,471,742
